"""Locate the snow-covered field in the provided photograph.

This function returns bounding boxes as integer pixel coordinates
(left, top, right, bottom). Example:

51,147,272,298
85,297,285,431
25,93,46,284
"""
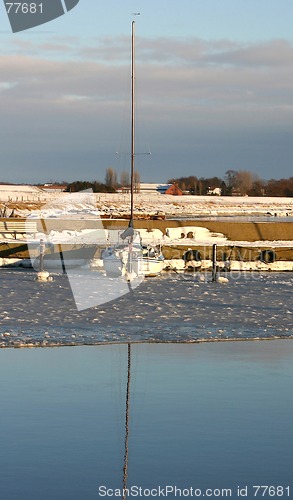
92,193,293,218
1,187,293,218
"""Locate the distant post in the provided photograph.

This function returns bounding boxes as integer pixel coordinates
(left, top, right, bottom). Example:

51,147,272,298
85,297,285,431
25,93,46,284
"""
39,239,45,273
212,244,217,282
37,239,52,282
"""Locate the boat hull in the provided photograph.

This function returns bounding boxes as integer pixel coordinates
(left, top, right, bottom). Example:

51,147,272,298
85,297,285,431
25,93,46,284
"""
141,257,165,277
103,254,144,278
32,245,97,271
103,254,165,278
102,255,126,277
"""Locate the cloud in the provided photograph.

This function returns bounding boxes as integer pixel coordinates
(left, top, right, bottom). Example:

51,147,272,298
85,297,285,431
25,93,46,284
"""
0,35,292,182
2,37,293,109
205,39,293,68
78,36,293,69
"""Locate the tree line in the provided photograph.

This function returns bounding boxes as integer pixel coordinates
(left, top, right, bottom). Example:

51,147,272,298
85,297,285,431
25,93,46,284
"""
168,170,293,197
65,167,141,193
39,167,292,197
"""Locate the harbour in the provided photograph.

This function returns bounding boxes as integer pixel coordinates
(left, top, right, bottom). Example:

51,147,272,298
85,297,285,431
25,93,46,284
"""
1,1,293,498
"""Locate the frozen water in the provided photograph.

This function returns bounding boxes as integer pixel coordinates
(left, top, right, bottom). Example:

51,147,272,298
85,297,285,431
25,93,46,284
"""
0,269,292,347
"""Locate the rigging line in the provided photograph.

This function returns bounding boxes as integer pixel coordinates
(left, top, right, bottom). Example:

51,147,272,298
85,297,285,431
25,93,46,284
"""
116,151,150,155
116,58,131,172
134,73,152,159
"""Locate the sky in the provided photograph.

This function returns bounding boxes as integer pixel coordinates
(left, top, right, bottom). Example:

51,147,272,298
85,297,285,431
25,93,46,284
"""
0,0,293,184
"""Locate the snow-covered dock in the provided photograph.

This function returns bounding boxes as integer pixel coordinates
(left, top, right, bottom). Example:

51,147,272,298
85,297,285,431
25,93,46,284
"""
0,222,293,271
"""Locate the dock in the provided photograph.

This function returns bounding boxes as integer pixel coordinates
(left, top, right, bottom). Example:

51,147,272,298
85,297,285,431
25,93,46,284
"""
1,218,293,266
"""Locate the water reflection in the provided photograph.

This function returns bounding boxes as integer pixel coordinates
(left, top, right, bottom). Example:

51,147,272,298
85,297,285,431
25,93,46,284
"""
0,342,292,499
123,344,131,500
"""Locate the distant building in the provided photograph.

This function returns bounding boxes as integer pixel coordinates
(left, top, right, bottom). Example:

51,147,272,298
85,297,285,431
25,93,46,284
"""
207,187,222,196
231,188,243,196
165,183,183,196
139,183,172,195
139,183,160,194
40,184,67,193
157,184,172,194
119,183,184,195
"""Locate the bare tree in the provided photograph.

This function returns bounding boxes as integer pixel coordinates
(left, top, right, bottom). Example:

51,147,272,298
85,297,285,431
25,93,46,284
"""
120,170,130,189
225,170,238,189
249,179,266,196
133,170,140,193
234,170,255,195
105,167,117,189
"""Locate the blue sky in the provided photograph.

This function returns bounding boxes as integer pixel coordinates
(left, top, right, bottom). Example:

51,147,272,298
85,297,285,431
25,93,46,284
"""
54,0,293,42
0,0,293,183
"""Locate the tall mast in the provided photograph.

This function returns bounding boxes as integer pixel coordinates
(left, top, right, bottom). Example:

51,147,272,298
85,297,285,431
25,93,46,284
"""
130,20,135,228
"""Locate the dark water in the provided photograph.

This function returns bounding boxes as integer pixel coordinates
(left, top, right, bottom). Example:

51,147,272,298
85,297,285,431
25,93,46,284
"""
0,342,292,499
0,269,292,346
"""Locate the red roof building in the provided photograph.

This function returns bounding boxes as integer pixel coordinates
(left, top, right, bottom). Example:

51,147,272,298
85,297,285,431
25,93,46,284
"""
165,183,183,196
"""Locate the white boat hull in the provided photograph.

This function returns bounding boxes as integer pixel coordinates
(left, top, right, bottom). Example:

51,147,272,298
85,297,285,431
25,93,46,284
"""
103,255,126,277
103,254,164,278
32,245,97,271
103,254,144,278
141,257,165,277
33,258,91,270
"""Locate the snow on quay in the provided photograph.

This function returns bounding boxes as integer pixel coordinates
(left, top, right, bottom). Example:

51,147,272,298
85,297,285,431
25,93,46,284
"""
1,224,293,271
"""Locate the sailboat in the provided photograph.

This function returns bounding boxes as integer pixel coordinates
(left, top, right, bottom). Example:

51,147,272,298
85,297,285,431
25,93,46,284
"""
103,21,164,279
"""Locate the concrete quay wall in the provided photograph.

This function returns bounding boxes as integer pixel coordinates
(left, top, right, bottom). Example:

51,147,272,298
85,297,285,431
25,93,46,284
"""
0,218,292,261
34,218,293,242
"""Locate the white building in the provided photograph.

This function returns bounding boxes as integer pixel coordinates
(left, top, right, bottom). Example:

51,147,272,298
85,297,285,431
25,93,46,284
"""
139,183,171,194
207,187,222,196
